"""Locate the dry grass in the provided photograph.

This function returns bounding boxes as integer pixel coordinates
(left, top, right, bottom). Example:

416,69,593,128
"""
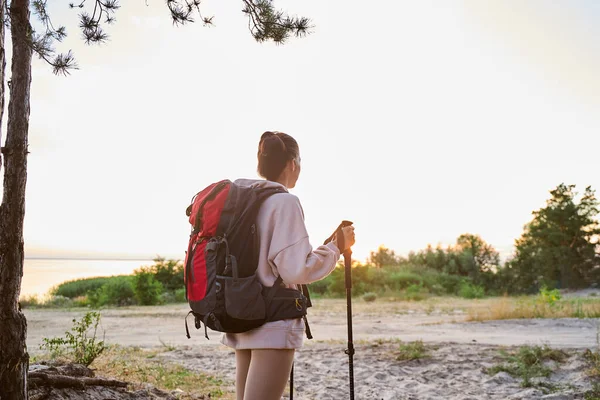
90,345,234,399
467,296,600,322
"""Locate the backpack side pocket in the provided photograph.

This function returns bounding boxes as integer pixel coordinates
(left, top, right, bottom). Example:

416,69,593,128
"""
223,274,266,321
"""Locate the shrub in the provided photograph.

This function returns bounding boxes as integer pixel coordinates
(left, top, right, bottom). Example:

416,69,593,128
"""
88,276,135,307
146,257,184,292
397,340,428,361
72,296,91,308
44,295,74,308
308,275,333,295
405,283,428,301
435,273,466,295
51,277,114,299
41,311,106,366
174,288,187,303
539,286,561,305
19,294,41,308
362,292,377,302
388,271,423,290
459,282,485,299
133,267,164,305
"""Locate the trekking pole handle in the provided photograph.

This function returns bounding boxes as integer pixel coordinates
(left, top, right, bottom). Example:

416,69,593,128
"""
323,220,354,248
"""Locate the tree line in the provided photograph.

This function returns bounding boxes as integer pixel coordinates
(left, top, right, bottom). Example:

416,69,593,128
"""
367,183,600,294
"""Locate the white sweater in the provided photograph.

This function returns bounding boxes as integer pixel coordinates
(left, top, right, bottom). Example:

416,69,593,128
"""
220,178,340,349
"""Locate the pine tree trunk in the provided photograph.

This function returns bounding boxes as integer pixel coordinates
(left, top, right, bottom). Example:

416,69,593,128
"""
0,1,32,399
0,0,5,172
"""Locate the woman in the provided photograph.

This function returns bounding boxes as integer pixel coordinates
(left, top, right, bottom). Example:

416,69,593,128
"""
221,131,355,400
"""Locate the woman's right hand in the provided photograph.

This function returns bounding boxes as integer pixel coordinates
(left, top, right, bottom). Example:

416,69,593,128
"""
333,225,355,252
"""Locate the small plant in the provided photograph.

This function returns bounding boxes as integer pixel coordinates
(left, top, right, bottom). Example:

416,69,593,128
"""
396,340,428,361
539,286,561,306
584,348,600,378
40,311,106,366
362,292,377,302
585,382,600,400
159,337,177,352
486,345,568,388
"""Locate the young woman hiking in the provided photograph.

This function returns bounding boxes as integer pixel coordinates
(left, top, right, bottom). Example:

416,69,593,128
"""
221,131,356,400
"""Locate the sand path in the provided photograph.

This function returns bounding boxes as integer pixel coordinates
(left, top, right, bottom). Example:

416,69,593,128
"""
25,302,599,353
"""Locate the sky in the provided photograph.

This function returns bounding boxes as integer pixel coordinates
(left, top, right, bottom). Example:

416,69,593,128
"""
1,0,599,263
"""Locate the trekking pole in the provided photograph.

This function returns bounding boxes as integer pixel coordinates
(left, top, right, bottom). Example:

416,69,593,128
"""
324,220,355,400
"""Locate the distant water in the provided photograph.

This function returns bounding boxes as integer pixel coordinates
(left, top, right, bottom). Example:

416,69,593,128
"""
21,258,154,298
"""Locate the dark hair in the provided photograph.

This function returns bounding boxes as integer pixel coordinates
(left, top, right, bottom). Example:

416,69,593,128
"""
257,131,299,181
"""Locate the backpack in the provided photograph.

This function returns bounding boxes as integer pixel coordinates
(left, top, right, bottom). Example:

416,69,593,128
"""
183,179,313,340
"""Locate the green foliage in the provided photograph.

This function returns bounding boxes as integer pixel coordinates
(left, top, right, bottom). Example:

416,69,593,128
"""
396,340,428,361
486,345,568,388
404,283,428,301
509,184,600,292
51,276,115,299
308,275,334,295
88,276,135,307
539,286,561,306
362,292,377,302
144,257,184,292
133,267,164,306
388,271,424,290
584,383,600,400
46,258,185,308
407,235,501,288
41,311,106,366
458,282,485,299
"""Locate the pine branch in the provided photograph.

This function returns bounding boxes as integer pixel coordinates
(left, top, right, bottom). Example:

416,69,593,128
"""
241,0,312,44
12,0,311,75
166,0,214,26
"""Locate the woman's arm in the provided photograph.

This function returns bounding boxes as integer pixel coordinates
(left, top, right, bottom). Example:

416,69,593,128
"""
266,194,341,285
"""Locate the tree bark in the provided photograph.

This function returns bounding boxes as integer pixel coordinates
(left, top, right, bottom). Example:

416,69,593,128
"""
0,0,33,399
0,0,5,173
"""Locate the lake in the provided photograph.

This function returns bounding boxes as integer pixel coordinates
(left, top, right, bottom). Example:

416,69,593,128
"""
21,258,155,298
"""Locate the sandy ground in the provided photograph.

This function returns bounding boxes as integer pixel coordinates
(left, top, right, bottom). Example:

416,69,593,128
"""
25,298,600,399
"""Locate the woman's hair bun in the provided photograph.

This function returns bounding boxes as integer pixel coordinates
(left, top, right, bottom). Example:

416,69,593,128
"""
257,131,299,181
259,131,286,156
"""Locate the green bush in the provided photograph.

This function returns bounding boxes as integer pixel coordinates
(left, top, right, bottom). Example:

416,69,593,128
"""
459,282,485,299
404,283,428,301
308,275,334,295
174,288,187,303
133,267,164,305
362,292,377,302
539,286,561,305
388,271,424,290
145,257,184,292
88,276,135,307
435,273,466,295
51,276,114,299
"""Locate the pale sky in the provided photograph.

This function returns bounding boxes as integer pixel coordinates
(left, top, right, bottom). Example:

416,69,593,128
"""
3,0,599,263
